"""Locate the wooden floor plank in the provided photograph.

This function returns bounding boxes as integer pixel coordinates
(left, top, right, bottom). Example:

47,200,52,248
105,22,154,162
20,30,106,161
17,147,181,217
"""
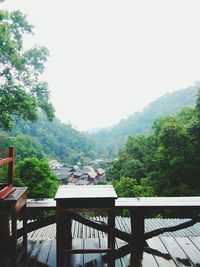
176,237,200,266
83,238,104,267
101,216,123,267
70,238,84,267
116,216,158,267
28,240,44,264
13,216,200,267
147,237,177,267
99,237,112,267
140,252,159,267
96,222,106,267
46,239,56,267
115,239,129,267
189,236,200,251
160,236,195,267
115,217,129,267
37,239,52,265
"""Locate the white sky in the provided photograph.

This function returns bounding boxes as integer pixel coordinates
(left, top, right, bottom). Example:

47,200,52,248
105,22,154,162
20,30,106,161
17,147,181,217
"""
1,0,200,131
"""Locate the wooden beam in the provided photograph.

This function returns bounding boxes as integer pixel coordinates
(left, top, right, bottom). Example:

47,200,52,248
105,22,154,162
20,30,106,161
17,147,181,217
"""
71,212,133,243
144,216,200,240
8,147,14,185
0,157,13,166
17,215,56,238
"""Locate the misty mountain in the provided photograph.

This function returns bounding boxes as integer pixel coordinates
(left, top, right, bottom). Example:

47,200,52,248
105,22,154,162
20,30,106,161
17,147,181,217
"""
90,84,199,157
0,114,96,164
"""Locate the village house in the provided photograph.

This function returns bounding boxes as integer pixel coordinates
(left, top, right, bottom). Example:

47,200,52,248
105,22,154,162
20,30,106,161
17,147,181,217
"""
50,160,106,185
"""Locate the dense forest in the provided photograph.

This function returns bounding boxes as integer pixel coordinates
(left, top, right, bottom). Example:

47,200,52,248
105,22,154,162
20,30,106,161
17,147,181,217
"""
0,113,95,165
106,89,200,198
90,85,198,157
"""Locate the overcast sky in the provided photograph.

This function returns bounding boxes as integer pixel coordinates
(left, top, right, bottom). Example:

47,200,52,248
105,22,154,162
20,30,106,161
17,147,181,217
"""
2,0,200,131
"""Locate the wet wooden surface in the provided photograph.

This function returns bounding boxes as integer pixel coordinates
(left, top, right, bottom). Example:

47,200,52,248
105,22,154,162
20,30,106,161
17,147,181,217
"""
1,216,200,266
12,236,199,266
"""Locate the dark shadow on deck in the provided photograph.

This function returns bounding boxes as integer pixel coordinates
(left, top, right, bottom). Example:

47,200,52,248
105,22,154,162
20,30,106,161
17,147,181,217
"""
25,236,200,267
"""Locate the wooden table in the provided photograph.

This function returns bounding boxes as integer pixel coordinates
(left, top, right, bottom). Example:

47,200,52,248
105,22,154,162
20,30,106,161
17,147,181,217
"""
0,187,28,266
55,185,117,267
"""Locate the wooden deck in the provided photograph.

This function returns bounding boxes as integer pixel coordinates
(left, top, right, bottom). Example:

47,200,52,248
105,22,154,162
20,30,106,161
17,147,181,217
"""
25,236,200,267
12,217,200,266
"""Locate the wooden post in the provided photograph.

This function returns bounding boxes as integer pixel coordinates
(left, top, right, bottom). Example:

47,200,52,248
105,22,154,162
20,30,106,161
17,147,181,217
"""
11,207,17,267
108,208,115,251
0,212,10,251
129,208,145,266
8,147,14,185
22,204,27,248
64,212,72,250
57,203,71,266
130,208,145,246
56,202,63,267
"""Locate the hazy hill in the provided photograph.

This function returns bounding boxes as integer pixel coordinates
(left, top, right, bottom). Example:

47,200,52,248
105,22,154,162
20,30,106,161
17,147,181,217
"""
1,85,198,163
0,113,96,164
90,85,199,157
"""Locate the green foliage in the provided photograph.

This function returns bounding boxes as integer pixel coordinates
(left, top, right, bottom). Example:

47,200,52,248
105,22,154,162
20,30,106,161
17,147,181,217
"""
113,177,154,197
0,9,54,129
107,89,200,197
0,112,96,164
15,157,59,198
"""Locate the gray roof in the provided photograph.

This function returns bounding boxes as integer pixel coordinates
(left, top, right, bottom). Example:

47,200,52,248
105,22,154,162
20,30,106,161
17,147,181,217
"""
73,171,85,177
76,180,90,186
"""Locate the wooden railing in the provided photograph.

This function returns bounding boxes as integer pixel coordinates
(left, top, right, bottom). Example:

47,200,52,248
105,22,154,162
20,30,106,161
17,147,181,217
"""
17,196,200,263
23,197,200,241
0,147,15,199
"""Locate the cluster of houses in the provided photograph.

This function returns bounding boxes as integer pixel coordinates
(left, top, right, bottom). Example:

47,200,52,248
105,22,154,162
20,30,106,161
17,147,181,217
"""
49,160,106,185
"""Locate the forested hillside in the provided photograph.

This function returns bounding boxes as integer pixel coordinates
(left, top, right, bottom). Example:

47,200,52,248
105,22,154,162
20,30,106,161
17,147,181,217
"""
107,89,200,198
90,85,198,157
0,113,96,164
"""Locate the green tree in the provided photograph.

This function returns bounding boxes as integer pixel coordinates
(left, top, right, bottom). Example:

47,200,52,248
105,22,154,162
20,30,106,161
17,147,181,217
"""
15,157,59,198
195,88,200,119
107,90,200,197
113,177,154,197
0,9,54,129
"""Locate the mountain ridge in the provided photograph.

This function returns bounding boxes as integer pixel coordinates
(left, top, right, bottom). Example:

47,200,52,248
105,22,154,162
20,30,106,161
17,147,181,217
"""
90,84,199,157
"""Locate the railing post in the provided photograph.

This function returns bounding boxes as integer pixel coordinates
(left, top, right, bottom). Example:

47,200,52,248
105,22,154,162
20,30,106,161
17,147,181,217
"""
130,208,145,246
8,146,14,185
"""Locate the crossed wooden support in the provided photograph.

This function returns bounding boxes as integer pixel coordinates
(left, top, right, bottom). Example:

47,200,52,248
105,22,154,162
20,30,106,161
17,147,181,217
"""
17,211,200,264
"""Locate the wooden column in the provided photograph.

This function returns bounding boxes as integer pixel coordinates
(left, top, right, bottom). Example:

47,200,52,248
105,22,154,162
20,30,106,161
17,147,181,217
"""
129,208,145,266
11,207,17,267
108,208,115,251
130,208,145,246
0,212,10,251
56,202,64,267
64,212,72,250
8,147,14,185
22,204,27,247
